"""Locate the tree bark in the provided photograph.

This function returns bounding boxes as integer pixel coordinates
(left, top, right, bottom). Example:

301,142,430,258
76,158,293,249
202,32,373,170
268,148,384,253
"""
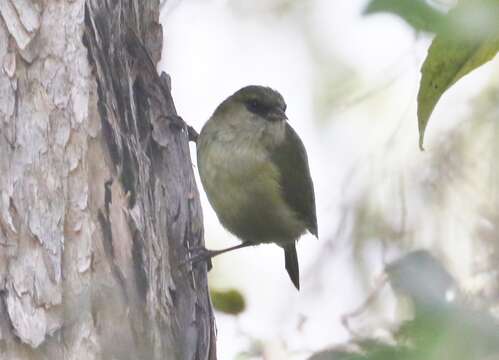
0,1,216,359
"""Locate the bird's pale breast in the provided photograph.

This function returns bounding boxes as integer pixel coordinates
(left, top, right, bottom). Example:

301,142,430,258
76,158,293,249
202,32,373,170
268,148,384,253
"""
197,134,306,245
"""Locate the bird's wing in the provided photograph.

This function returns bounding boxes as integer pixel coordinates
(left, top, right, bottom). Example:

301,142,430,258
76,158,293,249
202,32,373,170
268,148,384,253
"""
271,122,318,237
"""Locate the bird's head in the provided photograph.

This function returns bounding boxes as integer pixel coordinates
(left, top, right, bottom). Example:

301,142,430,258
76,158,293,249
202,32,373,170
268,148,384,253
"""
233,85,287,122
216,85,288,123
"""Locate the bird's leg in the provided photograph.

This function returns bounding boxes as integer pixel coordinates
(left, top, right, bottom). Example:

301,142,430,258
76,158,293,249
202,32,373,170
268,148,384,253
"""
185,243,253,265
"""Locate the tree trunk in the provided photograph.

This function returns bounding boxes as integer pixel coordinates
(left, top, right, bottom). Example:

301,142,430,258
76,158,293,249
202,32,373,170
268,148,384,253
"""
0,1,216,359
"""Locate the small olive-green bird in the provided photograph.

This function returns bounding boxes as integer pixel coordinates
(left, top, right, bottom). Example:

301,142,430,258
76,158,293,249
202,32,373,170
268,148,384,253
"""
196,85,317,290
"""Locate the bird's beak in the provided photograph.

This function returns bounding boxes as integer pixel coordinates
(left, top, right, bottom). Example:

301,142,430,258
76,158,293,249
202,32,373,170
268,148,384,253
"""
268,108,288,122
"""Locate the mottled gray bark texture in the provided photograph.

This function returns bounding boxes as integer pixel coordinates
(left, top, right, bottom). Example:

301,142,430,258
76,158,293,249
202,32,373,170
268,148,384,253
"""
0,1,216,359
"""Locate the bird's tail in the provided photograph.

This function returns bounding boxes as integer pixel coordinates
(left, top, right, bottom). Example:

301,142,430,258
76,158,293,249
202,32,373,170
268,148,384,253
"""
284,244,300,290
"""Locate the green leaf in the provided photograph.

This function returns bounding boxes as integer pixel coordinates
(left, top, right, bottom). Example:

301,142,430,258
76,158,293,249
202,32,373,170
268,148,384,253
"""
417,0,499,150
210,288,246,315
364,0,446,33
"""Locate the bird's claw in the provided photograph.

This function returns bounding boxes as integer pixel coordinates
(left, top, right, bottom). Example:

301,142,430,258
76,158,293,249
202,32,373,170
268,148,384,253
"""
182,246,214,270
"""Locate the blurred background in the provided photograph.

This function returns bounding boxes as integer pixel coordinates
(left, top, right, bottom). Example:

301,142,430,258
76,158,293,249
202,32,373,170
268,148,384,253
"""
159,0,499,358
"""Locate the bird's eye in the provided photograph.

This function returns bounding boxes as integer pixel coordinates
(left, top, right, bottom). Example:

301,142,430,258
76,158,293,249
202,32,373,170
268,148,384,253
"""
246,99,267,116
248,100,260,112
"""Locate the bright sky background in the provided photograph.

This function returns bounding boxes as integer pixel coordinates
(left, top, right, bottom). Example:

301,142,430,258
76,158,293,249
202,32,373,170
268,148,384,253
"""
159,0,499,358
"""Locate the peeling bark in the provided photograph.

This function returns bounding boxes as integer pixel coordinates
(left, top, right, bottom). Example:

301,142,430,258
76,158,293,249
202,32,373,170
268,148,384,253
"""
0,1,216,359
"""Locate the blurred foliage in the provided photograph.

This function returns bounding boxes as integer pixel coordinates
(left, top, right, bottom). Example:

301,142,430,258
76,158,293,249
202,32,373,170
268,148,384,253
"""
228,0,301,17
339,77,499,330
309,250,499,360
313,63,361,123
386,250,457,311
364,0,446,33
310,349,365,360
210,288,246,315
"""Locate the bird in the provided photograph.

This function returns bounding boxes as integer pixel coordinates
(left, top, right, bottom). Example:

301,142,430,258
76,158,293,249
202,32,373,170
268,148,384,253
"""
195,85,317,290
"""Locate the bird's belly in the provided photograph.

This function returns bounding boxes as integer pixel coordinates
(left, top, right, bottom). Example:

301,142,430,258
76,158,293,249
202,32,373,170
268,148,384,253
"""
199,146,305,244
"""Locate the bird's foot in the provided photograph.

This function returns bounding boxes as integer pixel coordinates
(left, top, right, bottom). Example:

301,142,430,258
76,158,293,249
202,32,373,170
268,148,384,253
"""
187,246,218,262
182,242,252,270
182,246,214,270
